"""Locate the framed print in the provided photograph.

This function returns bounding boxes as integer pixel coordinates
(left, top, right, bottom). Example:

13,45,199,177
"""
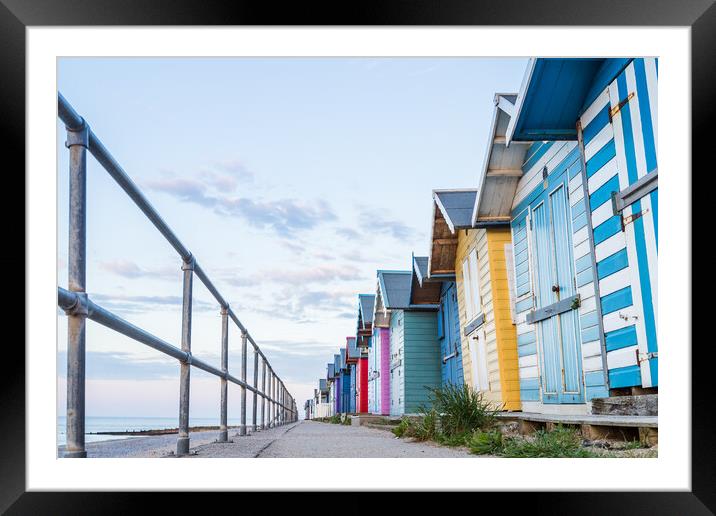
3,0,711,512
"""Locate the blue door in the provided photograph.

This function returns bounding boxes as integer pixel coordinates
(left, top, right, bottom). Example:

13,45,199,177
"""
530,171,584,404
439,282,465,387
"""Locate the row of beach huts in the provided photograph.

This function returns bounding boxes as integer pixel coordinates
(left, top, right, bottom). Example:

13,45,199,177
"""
304,58,658,432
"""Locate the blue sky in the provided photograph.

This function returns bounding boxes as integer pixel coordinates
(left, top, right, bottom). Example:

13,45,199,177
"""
57,57,528,420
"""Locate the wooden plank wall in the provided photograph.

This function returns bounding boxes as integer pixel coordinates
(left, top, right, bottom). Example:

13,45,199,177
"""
486,228,521,410
403,311,441,414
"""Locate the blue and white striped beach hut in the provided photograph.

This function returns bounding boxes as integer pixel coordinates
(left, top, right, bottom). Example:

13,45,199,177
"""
474,58,658,414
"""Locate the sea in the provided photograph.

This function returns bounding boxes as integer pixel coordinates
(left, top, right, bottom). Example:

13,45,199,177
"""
57,416,246,446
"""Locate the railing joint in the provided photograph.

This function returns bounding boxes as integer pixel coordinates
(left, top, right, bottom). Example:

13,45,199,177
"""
181,255,195,271
65,118,89,148
63,291,89,317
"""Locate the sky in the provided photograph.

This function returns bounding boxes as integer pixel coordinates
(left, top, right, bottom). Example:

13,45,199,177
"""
56,57,528,421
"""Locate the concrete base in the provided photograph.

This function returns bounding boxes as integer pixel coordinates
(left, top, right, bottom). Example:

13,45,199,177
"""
349,414,401,427
63,449,87,458
217,430,228,442
176,437,190,456
591,394,658,416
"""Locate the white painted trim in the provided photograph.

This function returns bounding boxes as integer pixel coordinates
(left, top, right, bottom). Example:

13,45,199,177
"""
598,267,631,297
580,295,597,314
574,239,591,260
595,233,627,262
520,365,539,379
497,95,515,117
580,88,610,128
505,58,536,146
573,226,589,247
645,58,659,153
584,123,613,161
587,156,618,193
603,306,638,334
607,344,639,369
519,354,538,368
591,198,616,228
608,79,652,387
519,401,589,415
577,283,595,301
583,355,604,372
582,340,602,358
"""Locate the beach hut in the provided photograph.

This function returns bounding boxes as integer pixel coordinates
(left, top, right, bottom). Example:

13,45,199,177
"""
413,255,465,388
315,379,332,418
374,267,441,416
478,59,658,414
334,353,344,414
355,294,373,414
339,349,350,414
345,337,359,414
326,363,336,417
427,184,522,411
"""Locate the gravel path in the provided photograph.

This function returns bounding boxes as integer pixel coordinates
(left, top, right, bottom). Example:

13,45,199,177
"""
66,421,479,458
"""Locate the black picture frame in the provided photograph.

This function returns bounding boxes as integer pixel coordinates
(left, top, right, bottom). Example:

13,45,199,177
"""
3,0,709,512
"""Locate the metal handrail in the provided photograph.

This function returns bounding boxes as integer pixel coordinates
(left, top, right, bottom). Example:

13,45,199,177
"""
57,93,297,458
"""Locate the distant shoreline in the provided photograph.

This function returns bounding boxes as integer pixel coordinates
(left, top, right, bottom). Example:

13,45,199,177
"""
88,425,242,437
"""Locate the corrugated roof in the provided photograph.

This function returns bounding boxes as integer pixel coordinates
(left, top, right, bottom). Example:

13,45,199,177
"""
377,270,412,309
434,190,477,232
358,294,375,326
413,256,429,287
472,93,530,225
346,336,359,360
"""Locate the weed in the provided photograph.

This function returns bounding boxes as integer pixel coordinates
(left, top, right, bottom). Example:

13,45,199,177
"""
424,384,500,436
624,439,645,450
468,429,504,455
411,410,439,441
501,426,599,458
328,415,342,424
392,417,412,438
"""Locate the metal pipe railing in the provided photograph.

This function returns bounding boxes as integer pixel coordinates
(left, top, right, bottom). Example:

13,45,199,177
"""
57,93,297,458
58,288,294,405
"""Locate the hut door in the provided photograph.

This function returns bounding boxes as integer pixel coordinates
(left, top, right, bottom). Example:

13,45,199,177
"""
530,173,584,404
439,283,462,386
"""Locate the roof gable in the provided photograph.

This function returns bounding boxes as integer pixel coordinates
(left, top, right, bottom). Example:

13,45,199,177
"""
428,189,477,277
506,58,632,143
473,93,531,225
411,255,442,305
377,270,412,309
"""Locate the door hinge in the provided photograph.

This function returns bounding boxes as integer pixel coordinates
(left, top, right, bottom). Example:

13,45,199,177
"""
609,92,635,122
621,208,649,230
637,351,658,363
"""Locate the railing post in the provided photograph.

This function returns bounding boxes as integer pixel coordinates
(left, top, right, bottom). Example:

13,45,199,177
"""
64,118,89,458
252,348,259,432
239,330,248,436
261,360,267,430
271,372,275,427
177,256,194,456
218,306,229,443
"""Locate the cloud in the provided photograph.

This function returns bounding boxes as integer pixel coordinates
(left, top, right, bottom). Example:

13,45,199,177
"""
57,350,178,380
212,159,254,183
89,292,216,316
355,206,421,241
264,264,362,285
334,226,363,241
100,260,178,281
144,170,337,238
